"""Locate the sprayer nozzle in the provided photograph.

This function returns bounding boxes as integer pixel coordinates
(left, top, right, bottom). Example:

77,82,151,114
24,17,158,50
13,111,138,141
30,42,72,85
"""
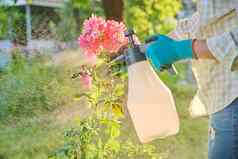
124,29,135,37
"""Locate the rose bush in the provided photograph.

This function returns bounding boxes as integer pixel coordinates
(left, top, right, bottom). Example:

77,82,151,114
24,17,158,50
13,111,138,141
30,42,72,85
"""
49,16,162,159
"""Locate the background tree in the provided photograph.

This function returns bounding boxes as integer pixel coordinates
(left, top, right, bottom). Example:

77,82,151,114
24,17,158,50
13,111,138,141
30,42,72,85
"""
125,0,181,39
102,0,124,22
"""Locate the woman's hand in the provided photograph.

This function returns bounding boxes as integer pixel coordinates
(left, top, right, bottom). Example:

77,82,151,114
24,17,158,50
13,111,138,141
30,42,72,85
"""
145,34,193,71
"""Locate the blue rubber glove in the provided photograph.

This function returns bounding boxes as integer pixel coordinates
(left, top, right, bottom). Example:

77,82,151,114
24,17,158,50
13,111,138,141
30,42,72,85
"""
145,34,193,71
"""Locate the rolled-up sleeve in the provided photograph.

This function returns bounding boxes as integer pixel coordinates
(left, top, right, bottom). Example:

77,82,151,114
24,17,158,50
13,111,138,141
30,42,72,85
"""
174,12,200,40
206,30,238,62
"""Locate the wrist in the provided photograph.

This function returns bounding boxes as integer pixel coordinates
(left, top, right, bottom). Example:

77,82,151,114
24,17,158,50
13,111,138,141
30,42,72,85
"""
192,39,198,59
192,39,218,61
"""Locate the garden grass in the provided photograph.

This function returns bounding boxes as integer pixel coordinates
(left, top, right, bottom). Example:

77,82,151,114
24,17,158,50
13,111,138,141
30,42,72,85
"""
0,64,209,159
0,101,90,159
0,114,64,159
0,87,208,159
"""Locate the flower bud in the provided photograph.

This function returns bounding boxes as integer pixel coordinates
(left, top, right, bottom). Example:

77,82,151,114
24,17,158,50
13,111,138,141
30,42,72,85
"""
80,73,92,89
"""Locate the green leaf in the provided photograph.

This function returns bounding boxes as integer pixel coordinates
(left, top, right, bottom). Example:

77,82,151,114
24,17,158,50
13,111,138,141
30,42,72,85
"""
114,84,125,97
112,103,124,118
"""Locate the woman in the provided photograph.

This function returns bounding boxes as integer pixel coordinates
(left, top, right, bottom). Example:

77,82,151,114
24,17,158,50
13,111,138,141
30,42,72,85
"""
145,1,238,158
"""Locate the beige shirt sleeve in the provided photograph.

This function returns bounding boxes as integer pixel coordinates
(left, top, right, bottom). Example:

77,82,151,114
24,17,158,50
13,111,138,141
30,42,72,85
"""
206,33,234,62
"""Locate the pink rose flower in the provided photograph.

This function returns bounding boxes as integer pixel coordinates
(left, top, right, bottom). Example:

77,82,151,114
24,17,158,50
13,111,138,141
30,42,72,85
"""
78,15,128,57
102,20,128,53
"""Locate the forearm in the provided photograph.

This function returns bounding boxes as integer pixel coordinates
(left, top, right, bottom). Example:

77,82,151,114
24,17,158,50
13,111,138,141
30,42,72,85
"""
192,39,218,62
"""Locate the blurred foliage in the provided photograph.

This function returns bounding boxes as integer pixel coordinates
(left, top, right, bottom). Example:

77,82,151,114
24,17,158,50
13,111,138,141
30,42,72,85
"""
50,1,78,42
0,0,181,42
0,51,78,120
51,0,182,42
72,0,103,17
0,7,8,39
0,6,24,40
50,0,104,42
125,0,181,39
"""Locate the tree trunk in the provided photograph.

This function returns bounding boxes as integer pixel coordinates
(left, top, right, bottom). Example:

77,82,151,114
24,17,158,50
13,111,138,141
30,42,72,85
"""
102,0,124,22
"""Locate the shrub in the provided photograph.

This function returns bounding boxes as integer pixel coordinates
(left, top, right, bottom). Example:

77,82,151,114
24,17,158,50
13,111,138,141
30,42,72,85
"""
0,51,76,120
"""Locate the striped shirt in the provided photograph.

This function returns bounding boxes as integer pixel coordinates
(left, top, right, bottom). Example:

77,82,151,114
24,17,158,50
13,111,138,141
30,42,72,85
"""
174,0,238,117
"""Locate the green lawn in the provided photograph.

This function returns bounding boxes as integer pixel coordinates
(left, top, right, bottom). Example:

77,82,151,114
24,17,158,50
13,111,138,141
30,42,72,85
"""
0,64,208,159
0,114,64,159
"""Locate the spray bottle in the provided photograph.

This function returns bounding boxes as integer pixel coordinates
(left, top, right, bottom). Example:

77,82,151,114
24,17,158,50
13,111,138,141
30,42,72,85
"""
113,29,180,143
